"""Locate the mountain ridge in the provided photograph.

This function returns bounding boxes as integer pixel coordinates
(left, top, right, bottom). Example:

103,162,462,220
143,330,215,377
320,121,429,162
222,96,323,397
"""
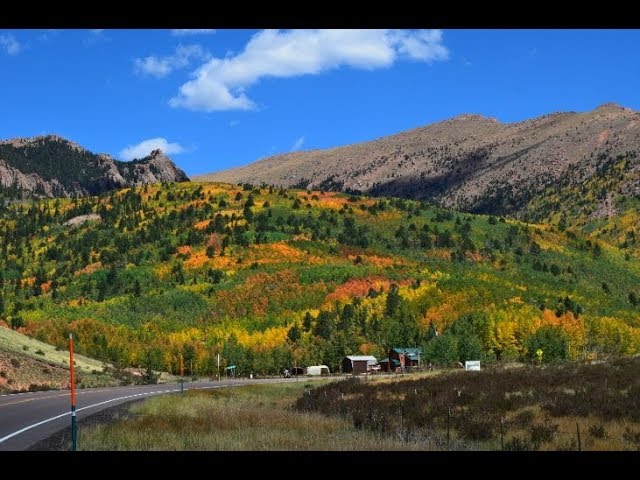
0,134,189,198
199,103,640,220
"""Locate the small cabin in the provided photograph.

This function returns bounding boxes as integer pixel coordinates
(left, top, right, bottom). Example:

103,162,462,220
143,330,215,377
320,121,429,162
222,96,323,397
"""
388,347,422,370
342,355,378,374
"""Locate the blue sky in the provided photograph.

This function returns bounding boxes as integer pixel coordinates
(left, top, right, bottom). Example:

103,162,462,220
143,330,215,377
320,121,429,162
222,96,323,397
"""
0,29,638,176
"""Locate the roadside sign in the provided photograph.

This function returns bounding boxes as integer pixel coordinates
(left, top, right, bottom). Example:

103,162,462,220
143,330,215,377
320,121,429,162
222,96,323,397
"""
465,360,481,371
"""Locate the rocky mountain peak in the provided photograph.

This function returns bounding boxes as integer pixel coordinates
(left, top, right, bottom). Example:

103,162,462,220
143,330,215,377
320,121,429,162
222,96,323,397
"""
0,135,189,198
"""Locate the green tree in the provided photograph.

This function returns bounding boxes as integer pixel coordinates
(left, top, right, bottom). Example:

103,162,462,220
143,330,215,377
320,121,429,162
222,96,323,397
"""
427,321,438,341
302,311,314,331
132,279,142,298
287,323,302,343
424,334,458,365
314,310,336,339
10,315,25,330
449,314,487,362
526,326,569,362
385,284,401,316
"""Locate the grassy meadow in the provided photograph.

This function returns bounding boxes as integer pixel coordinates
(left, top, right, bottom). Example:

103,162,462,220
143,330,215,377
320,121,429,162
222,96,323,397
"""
77,380,414,451
76,357,640,451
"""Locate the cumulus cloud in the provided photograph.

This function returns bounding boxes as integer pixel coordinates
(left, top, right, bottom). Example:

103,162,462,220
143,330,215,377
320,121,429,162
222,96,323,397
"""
171,29,216,36
134,44,211,78
169,29,449,112
0,34,21,55
119,138,185,161
290,136,305,152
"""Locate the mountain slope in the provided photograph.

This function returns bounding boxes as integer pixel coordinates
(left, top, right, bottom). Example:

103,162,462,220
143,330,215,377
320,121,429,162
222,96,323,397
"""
0,325,119,393
0,135,189,198
1,181,638,376
200,103,640,220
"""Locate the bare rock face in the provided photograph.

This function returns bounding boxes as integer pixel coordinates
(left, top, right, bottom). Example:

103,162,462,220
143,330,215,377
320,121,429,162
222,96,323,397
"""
0,159,65,196
0,135,189,198
200,103,640,215
118,149,189,186
63,213,102,227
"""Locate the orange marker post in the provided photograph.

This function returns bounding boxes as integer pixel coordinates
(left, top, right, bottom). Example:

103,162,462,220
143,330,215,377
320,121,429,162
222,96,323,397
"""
69,333,77,451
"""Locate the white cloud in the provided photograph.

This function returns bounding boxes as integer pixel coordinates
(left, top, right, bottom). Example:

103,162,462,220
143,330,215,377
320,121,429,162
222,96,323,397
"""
119,138,185,161
0,34,21,55
171,29,216,36
169,29,449,112
134,44,211,78
290,136,305,152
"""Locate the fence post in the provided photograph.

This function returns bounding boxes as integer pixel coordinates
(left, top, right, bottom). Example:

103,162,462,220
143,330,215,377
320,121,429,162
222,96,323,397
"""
576,422,582,451
399,406,404,442
447,406,451,444
500,417,505,451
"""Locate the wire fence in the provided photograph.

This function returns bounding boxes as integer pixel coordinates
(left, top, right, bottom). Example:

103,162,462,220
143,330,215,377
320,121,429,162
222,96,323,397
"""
299,379,640,451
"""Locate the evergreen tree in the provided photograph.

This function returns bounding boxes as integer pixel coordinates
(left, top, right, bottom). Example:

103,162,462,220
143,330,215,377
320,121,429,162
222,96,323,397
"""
385,284,401,316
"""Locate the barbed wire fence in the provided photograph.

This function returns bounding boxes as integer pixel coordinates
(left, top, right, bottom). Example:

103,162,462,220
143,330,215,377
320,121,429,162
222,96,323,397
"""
301,369,640,451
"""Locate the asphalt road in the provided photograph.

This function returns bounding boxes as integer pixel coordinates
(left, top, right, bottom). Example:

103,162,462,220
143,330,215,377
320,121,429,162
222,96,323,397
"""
0,376,321,451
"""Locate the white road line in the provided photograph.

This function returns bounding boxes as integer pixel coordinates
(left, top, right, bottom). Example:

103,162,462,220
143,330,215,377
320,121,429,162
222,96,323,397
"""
0,388,180,444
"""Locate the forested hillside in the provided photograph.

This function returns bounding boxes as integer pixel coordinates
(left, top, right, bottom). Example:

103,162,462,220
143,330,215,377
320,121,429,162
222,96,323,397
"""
1,182,638,376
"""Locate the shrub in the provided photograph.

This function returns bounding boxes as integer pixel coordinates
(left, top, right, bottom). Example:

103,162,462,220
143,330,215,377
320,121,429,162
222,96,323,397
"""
28,383,51,392
510,409,535,428
529,418,558,445
588,424,607,439
10,358,21,368
505,435,538,451
35,349,45,356
623,427,640,446
456,416,495,441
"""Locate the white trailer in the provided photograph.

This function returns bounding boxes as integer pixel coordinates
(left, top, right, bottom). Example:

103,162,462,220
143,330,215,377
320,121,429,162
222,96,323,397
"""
306,365,330,375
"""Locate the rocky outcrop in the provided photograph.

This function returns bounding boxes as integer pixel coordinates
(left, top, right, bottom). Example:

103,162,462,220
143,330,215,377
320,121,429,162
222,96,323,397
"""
0,159,66,196
63,213,102,227
0,135,189,198
117,149,190,186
